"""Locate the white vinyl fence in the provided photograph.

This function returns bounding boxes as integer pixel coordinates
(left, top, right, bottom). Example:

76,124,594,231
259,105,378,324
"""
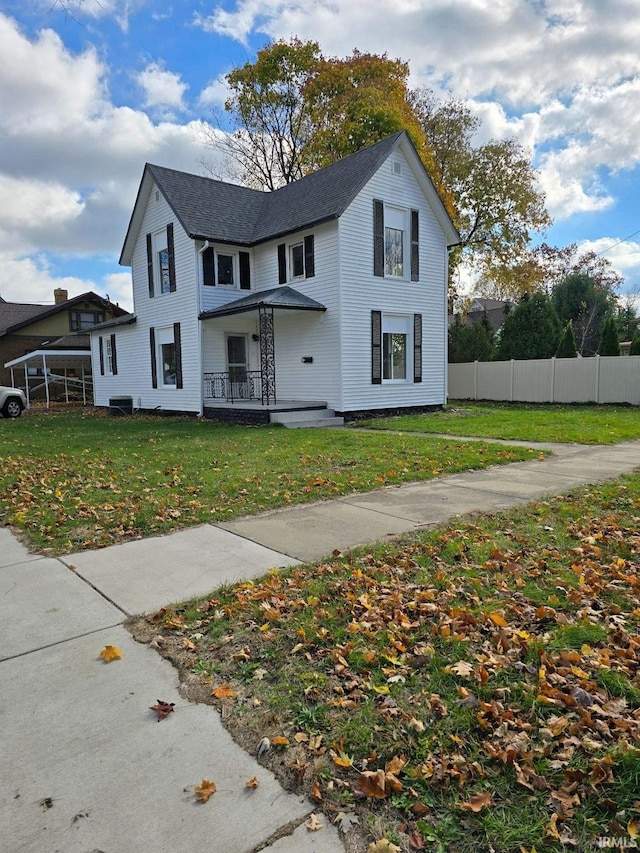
448,356,640,405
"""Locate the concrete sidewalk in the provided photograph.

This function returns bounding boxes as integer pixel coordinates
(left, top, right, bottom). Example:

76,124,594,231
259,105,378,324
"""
2,437,640,852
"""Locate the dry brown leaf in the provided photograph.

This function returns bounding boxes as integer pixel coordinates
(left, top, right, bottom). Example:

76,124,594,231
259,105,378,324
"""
368,841,401,853
212,683,236,699
451,660,474,677
305,813,323,831
272,735,290,746
460,791,493,812
194,779,217,803
311,780,323,801
149,700,175,721
331,750,353,767
489,612,508,627
98,645,123,663
245,776,259,789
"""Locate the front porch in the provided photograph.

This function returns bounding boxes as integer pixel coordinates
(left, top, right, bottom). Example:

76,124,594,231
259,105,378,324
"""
203,397,338,425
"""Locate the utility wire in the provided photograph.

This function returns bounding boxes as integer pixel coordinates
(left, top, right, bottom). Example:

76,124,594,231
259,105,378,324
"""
595,228,640,256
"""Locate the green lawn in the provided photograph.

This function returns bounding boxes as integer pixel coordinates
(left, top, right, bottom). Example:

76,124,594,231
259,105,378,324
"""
0,409,540,554
356,402,640,444
135,472,640,852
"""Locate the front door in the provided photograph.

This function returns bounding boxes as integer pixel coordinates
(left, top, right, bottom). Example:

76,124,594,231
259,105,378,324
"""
226,334,248,399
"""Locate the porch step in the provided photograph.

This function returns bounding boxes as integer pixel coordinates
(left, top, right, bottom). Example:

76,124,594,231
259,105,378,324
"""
283,416,345,429
270,407,344,428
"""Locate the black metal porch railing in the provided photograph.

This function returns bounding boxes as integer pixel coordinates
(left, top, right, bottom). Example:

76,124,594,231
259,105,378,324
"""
203,370,267,404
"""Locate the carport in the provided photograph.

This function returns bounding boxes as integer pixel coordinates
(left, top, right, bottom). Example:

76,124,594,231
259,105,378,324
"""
4,347,93,407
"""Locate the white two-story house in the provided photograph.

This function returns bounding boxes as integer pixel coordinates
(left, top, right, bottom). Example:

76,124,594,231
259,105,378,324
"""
90,130,459,423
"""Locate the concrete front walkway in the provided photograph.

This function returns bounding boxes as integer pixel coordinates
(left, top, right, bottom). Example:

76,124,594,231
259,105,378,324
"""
2,437,640,852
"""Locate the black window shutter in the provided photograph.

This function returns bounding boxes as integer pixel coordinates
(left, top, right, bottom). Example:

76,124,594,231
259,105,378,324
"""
99,336,104,376
173,322,183,389
411,210,419,281
371,310,382,385
146,233,154,298
277,243,287,284
304,235,315,278
150,327,157,389
202,247,215,286
110,333,118,376
167,223,176,292
239,252,251,290
413,314,422,383
373,200,384,277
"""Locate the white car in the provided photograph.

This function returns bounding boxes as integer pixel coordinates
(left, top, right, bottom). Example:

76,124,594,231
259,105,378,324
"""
0,386,26,418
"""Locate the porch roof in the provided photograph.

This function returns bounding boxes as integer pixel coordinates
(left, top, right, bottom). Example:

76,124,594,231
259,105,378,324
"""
199,286,327,320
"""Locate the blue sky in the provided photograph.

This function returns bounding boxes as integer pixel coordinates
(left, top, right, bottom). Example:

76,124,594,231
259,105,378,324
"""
0,0,639,313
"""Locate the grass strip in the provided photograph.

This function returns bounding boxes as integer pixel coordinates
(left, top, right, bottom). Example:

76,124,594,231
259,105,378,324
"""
357,402,640,445
132,474,640,852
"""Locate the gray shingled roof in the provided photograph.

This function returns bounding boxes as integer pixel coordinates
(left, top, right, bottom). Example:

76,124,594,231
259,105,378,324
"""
0,302,49,335
0,292,127,336
199,286,326,319
148,131,406,247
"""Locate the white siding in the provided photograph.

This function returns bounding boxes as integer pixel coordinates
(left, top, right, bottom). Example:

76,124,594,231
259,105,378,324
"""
93,184,202,413
337,149,448,412
201,221,343,404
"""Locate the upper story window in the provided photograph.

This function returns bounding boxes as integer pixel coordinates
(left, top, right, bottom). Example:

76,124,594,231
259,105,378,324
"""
146,223,176,298
70,309,105,331
158,247,171,294
202,247,251,290
217,252,235,286
290,243,304,279
373,200,419,282
278,235,314,284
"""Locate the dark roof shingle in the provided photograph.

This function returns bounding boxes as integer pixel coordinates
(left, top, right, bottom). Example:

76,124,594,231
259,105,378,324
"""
148,132,406,247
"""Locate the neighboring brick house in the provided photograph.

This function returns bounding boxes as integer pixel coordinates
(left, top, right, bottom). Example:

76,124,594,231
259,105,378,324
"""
0,289,126,387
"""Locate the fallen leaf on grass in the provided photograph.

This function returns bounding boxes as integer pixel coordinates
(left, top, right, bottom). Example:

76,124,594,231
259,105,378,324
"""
271,735,290,747
212,683,236,699
98,645,123,663
460,792,493,812
335,811,358,831
369,841,401,853
194,779,217,803
358,769,403,799
306,813,323,831
149,700,175,721
331,750,353,768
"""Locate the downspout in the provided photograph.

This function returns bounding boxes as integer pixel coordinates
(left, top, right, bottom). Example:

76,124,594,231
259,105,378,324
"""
196,241,210,416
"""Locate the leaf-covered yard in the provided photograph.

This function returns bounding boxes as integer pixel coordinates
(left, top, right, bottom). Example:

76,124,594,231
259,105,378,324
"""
130,474,640,852
0,409,539,554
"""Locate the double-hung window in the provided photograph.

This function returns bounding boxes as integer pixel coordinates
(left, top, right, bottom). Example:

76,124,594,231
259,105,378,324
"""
146,223,176,297
382,315,410,381
202,247,251,289
373,200,419,281
278,235,315,284
150,324,182,389
290,243,305,279
371,311,422,385
384,208,406,278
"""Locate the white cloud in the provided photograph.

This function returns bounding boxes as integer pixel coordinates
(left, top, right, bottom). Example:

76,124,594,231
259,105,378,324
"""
48,0,137,32
136,61,188,112
199,74,231,108
194,0,640,222
577,237,640,295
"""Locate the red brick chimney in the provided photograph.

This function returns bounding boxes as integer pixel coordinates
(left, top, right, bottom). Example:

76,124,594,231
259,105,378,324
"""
54,288,68,305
